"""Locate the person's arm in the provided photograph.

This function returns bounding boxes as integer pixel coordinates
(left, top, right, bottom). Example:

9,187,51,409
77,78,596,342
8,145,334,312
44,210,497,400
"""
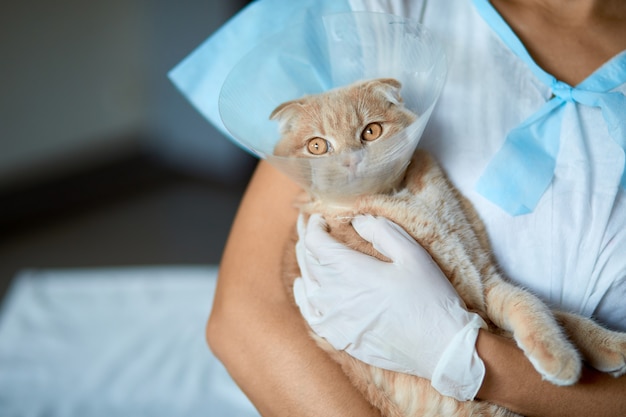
476,330,626,417
209,161,626,417
206,160,382,417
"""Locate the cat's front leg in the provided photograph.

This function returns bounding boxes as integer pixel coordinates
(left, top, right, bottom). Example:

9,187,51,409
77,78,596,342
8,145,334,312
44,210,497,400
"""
554,311,626,377
483,275,582,386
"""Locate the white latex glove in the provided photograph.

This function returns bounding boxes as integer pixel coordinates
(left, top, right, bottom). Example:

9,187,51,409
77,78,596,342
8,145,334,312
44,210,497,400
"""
293,213,487,401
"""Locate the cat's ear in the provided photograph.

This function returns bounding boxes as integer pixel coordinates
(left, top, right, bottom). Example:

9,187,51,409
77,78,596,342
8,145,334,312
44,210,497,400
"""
368,78,403,106
270,99,305,132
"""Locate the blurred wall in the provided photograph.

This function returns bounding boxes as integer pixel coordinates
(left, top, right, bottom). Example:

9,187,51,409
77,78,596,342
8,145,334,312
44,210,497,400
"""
0,0,253,190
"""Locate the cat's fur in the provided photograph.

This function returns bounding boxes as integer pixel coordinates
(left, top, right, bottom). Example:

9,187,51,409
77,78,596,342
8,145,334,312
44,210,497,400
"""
271,78,626,417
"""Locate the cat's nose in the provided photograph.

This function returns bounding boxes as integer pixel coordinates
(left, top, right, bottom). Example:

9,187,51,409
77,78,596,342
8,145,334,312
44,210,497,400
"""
343,151,364,173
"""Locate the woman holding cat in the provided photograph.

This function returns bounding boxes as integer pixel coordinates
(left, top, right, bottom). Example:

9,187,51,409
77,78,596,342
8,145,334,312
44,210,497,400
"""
206,0,626,416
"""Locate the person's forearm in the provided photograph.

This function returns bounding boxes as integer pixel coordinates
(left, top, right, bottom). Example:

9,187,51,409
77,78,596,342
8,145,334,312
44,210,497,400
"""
476,329,626,417
207,161,381,417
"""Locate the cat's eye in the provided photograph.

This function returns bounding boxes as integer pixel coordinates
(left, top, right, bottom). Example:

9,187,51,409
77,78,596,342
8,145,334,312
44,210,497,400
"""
306,137,329,155
361,122,383,141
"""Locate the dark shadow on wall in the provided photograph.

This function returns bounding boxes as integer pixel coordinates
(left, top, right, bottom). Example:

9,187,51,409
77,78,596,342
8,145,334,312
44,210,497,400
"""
0,0,258,301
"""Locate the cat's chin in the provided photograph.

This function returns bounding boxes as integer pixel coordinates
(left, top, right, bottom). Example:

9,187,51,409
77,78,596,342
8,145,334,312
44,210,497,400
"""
310,185,401,209
312,197,361,210
308,175,405,208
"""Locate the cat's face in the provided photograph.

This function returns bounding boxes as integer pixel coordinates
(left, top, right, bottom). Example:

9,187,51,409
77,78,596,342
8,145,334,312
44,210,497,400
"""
270,78,417,202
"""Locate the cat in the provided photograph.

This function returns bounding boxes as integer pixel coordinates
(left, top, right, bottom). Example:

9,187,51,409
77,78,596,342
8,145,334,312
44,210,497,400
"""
270,78,626,417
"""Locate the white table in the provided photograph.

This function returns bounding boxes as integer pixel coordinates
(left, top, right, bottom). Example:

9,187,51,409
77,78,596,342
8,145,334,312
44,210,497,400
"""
0,266,259,417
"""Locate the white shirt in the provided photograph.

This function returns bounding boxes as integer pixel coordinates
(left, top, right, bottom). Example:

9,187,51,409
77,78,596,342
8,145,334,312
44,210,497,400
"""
170,0,626,331
350,0,626,331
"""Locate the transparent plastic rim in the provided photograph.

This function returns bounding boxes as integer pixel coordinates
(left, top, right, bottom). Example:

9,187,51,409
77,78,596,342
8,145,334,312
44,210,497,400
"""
219,12,447,201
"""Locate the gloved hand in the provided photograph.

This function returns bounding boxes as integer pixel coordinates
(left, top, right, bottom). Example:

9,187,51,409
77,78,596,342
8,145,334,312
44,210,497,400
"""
293,213,487,401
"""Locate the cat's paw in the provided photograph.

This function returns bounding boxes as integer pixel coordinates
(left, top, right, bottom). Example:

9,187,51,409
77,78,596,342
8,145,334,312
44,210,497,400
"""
584,330,626,377
554,311,626,378
519,333,582,386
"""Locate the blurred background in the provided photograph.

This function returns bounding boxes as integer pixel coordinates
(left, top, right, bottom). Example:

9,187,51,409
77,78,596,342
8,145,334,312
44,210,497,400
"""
0,0,258,302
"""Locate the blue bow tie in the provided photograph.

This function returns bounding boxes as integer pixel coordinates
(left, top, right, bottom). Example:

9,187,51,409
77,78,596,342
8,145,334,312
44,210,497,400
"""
473,0,626,216
475,79,626,216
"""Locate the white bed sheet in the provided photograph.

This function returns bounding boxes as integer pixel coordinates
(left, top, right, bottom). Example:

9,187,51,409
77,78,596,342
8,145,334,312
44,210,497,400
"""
0,266,260,417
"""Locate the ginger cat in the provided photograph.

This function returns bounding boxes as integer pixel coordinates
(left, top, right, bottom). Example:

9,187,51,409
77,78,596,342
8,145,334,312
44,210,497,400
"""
270,78,626,417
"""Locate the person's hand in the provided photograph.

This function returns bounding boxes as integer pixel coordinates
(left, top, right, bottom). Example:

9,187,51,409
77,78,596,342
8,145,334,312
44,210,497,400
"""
293,213,487,401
